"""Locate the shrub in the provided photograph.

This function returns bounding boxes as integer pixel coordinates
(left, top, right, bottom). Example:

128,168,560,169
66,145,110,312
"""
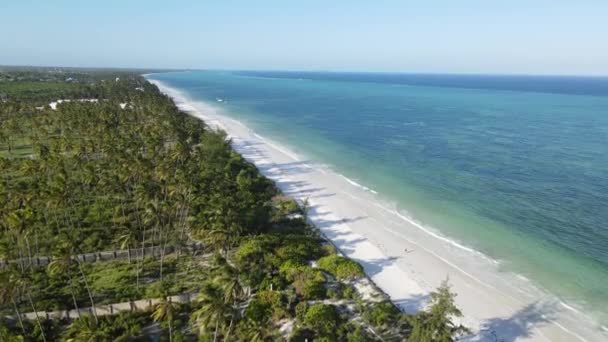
363,300,400,327
316,255,364,280
289,328,315,342
245,298,272,323
257,275,287,292
342,284,357,300
295,301,308,322
327,287,338,299
279,262,324,283
280,262,326,299
276,244,311,265
257,290,289,319
276,235,324,264
304,304,339,337
347,325,371,342
302,280,326,300
235,235,278,266
273,196,300,218
321,243,337,256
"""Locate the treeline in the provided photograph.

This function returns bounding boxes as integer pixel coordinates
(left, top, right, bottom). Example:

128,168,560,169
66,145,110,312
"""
0,70,468,341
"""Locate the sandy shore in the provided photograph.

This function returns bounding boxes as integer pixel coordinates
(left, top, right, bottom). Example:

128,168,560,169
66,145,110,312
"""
149,78,607,342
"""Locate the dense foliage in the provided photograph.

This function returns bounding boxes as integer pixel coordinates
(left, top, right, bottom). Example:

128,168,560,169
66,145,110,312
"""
0,68,466,341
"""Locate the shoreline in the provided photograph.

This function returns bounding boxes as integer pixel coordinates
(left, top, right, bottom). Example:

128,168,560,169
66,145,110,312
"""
148,77,607,342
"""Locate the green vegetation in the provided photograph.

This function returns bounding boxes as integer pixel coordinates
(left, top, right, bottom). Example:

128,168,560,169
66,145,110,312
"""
0,68,466,341
317,254,365,280
407,279,470,342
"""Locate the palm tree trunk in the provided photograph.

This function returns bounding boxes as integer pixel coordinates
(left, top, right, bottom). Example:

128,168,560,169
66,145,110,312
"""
169,320,173,342
68,274,81,318
78,262,98,323
226,315,234,341
159,231,167,281
138,227,147,291
35,231,40,257
16,238,25,274
214,319,219,342
127,244,131,264
25,236,33,269
159,253,164,281
71,288,81,318
27,292,46,342
11,297,26,336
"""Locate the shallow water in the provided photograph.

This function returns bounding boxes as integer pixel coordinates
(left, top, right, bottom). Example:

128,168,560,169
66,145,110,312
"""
149,71,608,324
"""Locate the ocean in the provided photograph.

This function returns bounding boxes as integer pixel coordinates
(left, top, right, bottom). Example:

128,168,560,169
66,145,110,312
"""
148,70,608,325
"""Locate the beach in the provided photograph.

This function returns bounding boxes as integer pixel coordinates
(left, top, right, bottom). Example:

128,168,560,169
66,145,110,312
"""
149,78,608,342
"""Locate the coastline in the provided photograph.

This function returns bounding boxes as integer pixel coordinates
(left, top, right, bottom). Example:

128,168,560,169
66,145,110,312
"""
147,76,608,342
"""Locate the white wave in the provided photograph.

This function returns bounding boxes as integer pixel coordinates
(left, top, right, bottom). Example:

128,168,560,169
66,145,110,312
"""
252,133,300,161
560,301,583,314
339,175,379,194
373,201,500,264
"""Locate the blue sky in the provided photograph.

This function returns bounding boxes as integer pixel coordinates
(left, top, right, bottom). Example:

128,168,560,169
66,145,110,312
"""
1,0,607,75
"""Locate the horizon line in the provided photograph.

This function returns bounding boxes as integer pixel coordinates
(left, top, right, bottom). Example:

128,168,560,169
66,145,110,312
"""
2,63,608,78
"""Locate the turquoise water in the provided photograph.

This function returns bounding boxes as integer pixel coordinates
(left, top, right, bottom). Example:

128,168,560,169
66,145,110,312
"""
149,71,608,323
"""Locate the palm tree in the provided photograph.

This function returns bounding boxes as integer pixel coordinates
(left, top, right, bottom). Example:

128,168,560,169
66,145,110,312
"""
242,320,276,342
52,236,98,323
62,315,99,342
5,203,34,271
0,268,26,336
211,255,245,340
0,325,24,342
115,228,136,264
19,273,47,342
114,227,139,289
47,247,81,318
203,228,232,255
152,296,180,342
211,255,244,303
192,283,231,342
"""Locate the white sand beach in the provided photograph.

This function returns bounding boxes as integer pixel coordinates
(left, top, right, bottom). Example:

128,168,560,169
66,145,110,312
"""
149,78,608,342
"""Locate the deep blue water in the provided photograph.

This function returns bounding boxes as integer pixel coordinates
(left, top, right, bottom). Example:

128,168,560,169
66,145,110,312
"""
237,71,608,96
149,70,608,322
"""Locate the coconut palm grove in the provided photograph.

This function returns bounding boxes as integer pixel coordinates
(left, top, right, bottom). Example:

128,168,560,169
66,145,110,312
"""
0,67,466,341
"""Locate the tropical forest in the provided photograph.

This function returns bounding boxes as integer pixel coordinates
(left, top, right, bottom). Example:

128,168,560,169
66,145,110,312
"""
0,67,466,341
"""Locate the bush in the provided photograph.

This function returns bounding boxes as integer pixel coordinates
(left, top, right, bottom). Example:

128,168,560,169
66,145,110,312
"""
235,239,266,264
289,328,315,342
235,235,278,267
276,244,312,265
276,235,324,264
342,284,358,300
245,298,272,323
321,243,337,256
304,304,339,337
316,255,364,280
280,262,324,282
257,275,287,292
363,301,400,327
295,301,308,322
347,325,372,342
273,196,300,218
280,262,326,299
257,290,289,319
302,280,326,300
327,287,338,299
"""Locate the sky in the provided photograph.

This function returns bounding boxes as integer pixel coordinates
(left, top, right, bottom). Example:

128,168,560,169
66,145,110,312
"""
1,0,607,75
